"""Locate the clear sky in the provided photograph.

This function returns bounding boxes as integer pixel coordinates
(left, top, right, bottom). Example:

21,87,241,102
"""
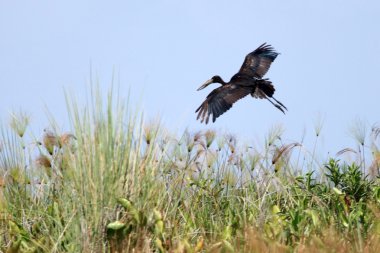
0,1,379,156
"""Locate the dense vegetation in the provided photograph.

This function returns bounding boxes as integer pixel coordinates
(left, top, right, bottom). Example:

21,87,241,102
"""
1,89,379,252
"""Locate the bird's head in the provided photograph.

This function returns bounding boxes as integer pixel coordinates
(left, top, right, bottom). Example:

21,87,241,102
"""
197,75,225,91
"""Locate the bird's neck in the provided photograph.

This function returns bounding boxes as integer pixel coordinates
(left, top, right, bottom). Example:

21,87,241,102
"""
216,78,227,85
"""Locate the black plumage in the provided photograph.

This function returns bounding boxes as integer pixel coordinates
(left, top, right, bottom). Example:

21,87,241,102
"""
196,43,287,124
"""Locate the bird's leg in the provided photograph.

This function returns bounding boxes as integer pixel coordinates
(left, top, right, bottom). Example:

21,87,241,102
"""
266,97,286,114
272,96,288,111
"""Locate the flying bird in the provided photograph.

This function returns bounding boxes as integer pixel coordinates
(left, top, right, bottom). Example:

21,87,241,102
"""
196,43,287,124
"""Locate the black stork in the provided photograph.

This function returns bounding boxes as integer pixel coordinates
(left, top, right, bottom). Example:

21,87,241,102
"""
196,43,287,124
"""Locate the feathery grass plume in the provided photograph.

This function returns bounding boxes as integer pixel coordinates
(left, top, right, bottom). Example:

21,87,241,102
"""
183,130,195,153
9,110,30,138
247,151,261,172
349,118,368,169
237,152,246,172
204,129,216,148
35,155,51,168
272,143,301,165
227,150,238,165
143,120,160,145
173,157,187,170
226,134,237,154
350,117,367,146
0,125,26,174
266,124,285,147
206,150,217,169
193,130,202,143
42,129,58,155
193,131,206,151
336,148,357,157
226,133,236,145
313,113,325,137
35,155,52,177
310,114,324,169
159,135,169,152
216,135,226,152
59,132,76,148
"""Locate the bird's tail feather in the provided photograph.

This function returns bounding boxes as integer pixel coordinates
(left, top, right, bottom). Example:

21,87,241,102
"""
256,79,275,97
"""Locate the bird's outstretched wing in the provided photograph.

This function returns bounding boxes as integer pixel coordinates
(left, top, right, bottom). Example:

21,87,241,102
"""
238,43,279,78
195,84,252,124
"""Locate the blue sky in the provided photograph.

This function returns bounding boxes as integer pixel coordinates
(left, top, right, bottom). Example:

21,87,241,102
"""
0,1,379,156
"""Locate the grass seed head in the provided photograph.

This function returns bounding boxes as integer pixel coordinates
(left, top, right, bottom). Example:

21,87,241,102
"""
266,124,285,146
59,133,76,147
35,155,52,176
216,136,226,151
205,129,216,148
43,129,58,155
9,110,30,138
248,152,261,171
144,121,160,145
228,143,236,154
313,113,325,137
226,134,236,145
35,155,52,168
207,151,217,168
226,134,237,153
350,118,367,146
183,131,195,153
336,148,357,157
193,131,203,143
144,125,153,145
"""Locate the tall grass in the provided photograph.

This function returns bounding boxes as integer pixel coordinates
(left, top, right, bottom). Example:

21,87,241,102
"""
0,87,379,252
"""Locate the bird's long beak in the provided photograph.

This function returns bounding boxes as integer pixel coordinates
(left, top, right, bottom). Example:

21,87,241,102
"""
197,79,213,91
